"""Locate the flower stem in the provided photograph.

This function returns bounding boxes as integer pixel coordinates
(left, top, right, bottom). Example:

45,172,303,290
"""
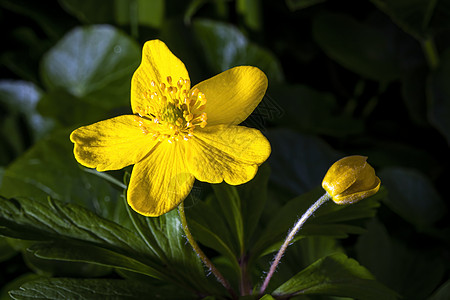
178,202,237,299
259,193,331,295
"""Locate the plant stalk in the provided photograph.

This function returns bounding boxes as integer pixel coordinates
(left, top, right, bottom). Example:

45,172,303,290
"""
259,193,331,295
178,202,237,299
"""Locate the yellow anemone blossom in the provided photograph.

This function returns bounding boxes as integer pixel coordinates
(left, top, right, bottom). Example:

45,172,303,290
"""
322,155,381,204
70,40,271,217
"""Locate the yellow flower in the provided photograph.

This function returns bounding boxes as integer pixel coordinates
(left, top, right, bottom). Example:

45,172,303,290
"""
322,155,380,204
70,40,271,217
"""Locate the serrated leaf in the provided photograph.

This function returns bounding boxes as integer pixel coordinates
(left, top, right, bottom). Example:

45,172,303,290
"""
0,196,150,257
272,253,398,299
22,249,111,278
0,196,214,293
29,242,162,279
192,19,284,83
9,278,194,300
0,273,43,300
125,206,218,295
40,25,140,110
0,130,124,221
313,12,400,81
185,165,270,276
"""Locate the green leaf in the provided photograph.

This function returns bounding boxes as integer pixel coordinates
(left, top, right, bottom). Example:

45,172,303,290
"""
185,165,270,276
125,206,218,295
237,0,262,30
259,295,275,300
272,253,398,299
313,12,400,82
428,48,450,145
28,242,161,278
0,196,190,285
0,80,53,141
22,248,111,278
185,195,241,273
0,195,217,294
286,0,326,11
9,278,194,300
0,196,150,257
0,196,170,279
212,184,245,256
237,163,270,245
40,25,140,110
0,274,43,300
192,19,284,83
356,219,445,299
60,0,165,29
379,167,445,228
115,0,165,29
0,130,124,221
59,0,115,24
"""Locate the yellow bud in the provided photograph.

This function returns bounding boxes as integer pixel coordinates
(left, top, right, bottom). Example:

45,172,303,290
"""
322,155,381,205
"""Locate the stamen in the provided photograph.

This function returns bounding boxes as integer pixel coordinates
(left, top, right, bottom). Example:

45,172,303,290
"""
139,76,207,144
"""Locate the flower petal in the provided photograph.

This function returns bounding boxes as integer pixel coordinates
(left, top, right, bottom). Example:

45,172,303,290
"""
334,176,381,204
186,125,271,185
131,39,190,114
70,115,158,171
127,142,194,217
322,156,368,197
192,66,268,125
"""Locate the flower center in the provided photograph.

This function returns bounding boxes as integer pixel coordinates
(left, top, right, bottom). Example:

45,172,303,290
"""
135,76,207,143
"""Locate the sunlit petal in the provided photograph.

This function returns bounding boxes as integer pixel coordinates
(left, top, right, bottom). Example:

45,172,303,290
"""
192,66,268,125
127,142,194,216
186,125,270,185
70,115,158,171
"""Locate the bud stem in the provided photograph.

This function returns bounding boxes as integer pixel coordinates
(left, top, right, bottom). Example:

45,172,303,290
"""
178,202,237,299
259,192,331,295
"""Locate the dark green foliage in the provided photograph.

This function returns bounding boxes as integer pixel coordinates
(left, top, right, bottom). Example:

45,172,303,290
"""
1,0,448,299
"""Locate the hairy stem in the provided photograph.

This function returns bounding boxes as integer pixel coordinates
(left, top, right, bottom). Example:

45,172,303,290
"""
259,193,331,295
178,202,237,299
